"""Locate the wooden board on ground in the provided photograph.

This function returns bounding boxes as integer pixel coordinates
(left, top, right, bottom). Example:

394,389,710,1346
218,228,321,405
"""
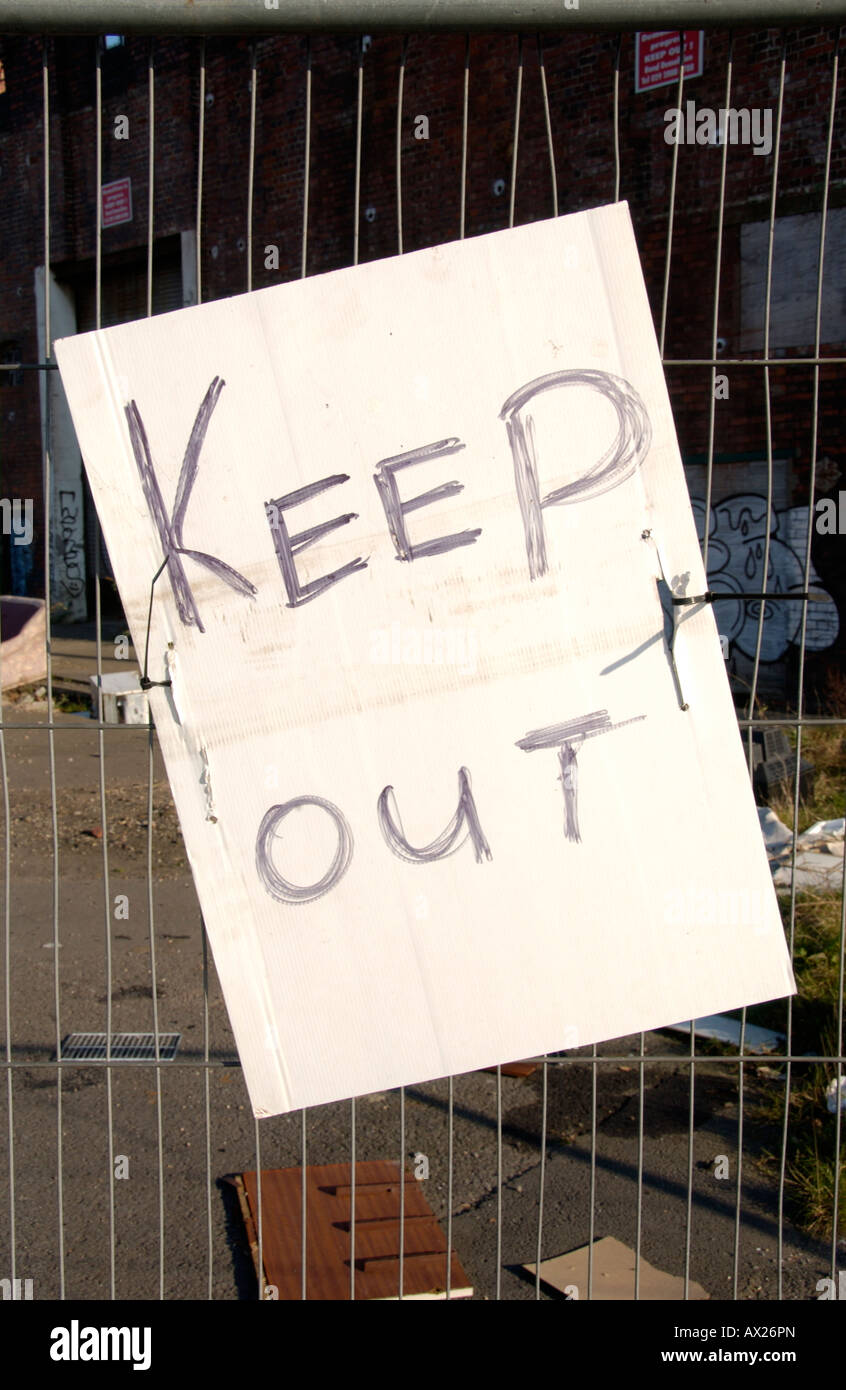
232,1160,472,1300
482,1060,538,1078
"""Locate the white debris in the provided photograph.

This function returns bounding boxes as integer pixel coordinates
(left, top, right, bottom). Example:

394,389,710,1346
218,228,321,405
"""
666,1014,784,1053
826,1076,846,1115
758,807,845,891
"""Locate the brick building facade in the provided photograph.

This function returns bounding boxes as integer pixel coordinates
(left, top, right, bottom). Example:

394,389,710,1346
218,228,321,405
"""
1,25,844,704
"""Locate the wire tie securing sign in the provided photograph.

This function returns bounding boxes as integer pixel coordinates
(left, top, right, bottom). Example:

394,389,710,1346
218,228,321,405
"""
139,553,173,691
672,590,828,606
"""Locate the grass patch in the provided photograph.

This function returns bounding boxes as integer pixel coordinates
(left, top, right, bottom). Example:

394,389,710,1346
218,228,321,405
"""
759,671,846,832
748,887,845,1243
2,684,91,714
749,890,843,1051
753,1048,844,1242
783,1063,845,1240
737,702,845,1242
51,691,92,714
766,726,846,833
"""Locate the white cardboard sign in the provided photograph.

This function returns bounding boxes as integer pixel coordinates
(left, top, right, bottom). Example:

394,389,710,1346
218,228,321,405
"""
55,204,794,1117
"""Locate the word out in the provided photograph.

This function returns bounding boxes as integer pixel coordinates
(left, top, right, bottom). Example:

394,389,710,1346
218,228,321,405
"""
255,709,643,906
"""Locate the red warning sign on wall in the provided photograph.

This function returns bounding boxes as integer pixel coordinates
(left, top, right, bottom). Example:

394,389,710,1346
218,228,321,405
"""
635,31,704,93
102,177,132,228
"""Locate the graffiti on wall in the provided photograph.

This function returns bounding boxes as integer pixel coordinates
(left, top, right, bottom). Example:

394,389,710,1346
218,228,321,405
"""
53,486,86,608
690,493,840,663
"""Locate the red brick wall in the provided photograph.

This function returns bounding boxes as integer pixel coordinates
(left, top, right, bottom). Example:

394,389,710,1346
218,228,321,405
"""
1,25,844,685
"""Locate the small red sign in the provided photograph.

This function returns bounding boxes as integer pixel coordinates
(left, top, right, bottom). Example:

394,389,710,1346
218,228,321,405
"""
101,176,132,228
635,31,704,93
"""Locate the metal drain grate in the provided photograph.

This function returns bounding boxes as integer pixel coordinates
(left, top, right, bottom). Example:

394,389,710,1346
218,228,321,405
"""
57,1032,181,1062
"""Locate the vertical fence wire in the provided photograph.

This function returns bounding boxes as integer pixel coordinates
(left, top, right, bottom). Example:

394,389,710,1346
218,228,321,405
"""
244,35,265,1304
300,34,312,1302
93,36,118,1305
680,33,735,1304
193,39,217,1303
612,34,621,204
701,32,733,577
254,1117,263,1298
745,38,788,744
349,1092,356,1301
505,31,553,1303
146,41,155,319
683,1038,695,1303
301,36,311,280
776,33,840,1298
352,35,363,268
734,35,789,1304
95,44,102,330
588,1048,597,1299
300,1106,307,1299
508,35,522,232
146,734,165,1300
347,34,366,1303
395,33,409,1303
591,32,622,1303
634,1032,645,1301
534,1057,548,1300
745,40,788,745
537,35,557,218
658,31,685,359
399,1083,405,1299
144,37,166,1302
396,36,406,257
791,29,843,1289
446,1074,454,1298
196,39,206,309
495,1067,502,1301
40,39,66,1302
201,919,213,1299
645,28,691,1306
459,35,469,241
247,44,257,294
451,35,470,1306
637,31,694,1300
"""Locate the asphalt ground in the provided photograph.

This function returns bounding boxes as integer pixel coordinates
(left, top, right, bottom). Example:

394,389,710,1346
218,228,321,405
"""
0,694,840,1302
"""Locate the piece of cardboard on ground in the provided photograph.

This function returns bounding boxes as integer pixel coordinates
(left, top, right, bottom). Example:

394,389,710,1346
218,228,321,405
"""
525,1234,708,1300
231,1161,472,1300
55,203,795,1118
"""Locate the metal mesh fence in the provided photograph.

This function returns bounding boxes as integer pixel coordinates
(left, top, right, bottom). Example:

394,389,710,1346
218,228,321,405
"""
1,5,844,1303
